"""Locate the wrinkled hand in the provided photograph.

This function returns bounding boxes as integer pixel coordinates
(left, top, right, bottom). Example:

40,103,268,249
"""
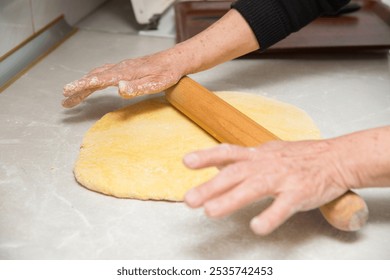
183,140,352,235
62,50,185,108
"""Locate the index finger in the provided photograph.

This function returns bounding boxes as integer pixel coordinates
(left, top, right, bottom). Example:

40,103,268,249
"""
63,63,117,97
183,144,257,169
61,89,94,108
63,73,115,97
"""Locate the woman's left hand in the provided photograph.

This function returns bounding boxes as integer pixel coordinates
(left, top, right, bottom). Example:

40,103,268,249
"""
183,140,352,235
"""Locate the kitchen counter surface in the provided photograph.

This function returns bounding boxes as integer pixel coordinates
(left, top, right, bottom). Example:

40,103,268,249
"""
1,12,390,259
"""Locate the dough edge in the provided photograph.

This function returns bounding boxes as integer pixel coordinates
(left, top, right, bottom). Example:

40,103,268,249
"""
74,91,321,201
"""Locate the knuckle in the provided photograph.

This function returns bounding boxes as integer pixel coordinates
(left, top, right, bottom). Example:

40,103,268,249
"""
88,76,100,87
118,82,135,97
218,143,240,155
225,163,244,176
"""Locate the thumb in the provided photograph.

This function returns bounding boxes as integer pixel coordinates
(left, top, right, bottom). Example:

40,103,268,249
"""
118,79,169,98
250,194,298,235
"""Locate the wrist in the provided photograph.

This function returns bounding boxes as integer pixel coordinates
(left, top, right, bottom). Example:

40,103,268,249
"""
168,9,260,76
169,42,203,76
326,138,365,190
328,127,390,189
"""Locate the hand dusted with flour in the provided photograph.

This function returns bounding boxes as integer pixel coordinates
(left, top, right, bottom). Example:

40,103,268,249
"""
62,10,258,107
62,53,182,108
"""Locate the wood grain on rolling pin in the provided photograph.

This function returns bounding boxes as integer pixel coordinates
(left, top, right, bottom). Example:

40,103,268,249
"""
165,76,369,232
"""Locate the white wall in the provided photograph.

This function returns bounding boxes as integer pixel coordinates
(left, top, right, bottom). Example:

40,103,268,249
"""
0,0,106,57
31,0,107,30
0,0,34,57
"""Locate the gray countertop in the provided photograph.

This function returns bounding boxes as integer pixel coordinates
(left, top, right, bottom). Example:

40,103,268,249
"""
1,29,390,259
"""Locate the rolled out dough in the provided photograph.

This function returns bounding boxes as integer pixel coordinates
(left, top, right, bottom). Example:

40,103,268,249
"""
74,92,321,201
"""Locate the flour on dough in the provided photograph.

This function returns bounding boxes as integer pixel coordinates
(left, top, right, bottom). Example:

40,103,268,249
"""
74,92,321,201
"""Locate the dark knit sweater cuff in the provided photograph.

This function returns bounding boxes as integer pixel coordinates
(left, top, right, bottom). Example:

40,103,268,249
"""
232,0,290,50
232,0,350,51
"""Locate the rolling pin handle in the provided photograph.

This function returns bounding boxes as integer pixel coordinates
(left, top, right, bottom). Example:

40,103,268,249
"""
320,190,369,231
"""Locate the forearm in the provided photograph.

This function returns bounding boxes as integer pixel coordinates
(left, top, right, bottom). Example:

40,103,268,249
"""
167,0,350,76
170,9,259,75
330,126,390,188
62,0,352,106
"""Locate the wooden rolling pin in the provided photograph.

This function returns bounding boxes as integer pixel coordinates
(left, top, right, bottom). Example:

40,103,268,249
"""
165,76,369,231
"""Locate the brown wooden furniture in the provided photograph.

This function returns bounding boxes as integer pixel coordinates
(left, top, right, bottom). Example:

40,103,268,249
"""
175,0,390,54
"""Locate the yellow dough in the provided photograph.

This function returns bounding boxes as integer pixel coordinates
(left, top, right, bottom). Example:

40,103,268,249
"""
74,92,321,201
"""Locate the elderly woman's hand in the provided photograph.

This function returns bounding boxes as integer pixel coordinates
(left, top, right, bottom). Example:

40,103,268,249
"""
62,49,186,108
183,140,355,235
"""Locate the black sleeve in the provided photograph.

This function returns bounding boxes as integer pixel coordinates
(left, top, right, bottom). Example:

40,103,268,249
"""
231,0,350,50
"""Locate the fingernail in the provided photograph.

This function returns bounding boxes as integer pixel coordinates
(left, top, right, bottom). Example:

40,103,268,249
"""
184,189,201,207
250,218,269,236
183,153,199,168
